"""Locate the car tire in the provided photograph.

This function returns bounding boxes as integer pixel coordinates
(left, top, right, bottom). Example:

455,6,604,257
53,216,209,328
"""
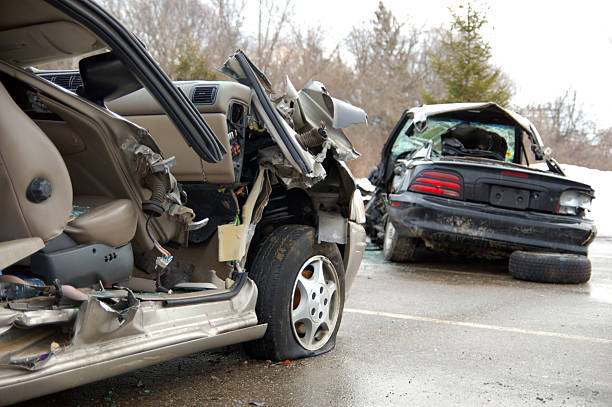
382,220,417,262
508,251,591,284
246,224,345,361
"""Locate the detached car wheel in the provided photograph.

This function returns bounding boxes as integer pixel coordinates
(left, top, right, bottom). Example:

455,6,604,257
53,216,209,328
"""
247,225,345,361
383,220,417,262
509,251,591,284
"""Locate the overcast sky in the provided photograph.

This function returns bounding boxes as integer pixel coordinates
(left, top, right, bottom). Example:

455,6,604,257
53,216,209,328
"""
245,0,612,129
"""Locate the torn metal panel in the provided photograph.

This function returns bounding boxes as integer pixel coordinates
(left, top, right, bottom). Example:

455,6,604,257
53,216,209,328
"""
0,308,18,335
222,51,366,182
0,326,61,370
218,167,272,262
0,324,265,406
317,211,348,244
223,51,314,176
258,147,326,188
14,309,78,327
0,279,260,398
217,225,247,263
71,290,141,346
296,80,367,162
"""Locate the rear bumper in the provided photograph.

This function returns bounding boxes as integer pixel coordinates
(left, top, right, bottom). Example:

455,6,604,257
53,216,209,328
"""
388,192,597,256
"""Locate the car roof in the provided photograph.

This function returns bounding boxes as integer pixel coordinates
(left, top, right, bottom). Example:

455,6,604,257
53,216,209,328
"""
407,102,539,142
0,0,107,66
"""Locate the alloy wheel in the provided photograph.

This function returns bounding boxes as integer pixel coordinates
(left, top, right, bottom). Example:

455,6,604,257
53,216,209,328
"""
290,255,340,351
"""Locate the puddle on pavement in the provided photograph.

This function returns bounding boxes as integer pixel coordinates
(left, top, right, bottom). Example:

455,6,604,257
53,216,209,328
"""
362,249,509,279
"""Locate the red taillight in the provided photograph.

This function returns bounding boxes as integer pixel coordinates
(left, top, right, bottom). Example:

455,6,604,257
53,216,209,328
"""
414,177,461,190
422,171,461,181
409,184,461,198
409,170,463,199
501,170,528,178
390,201,401,207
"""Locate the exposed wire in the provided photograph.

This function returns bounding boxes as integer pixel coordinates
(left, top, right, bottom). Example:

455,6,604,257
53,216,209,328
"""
146,214,172,261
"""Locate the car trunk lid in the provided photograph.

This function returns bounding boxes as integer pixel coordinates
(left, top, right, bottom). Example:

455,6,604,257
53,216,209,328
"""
412,158,593,214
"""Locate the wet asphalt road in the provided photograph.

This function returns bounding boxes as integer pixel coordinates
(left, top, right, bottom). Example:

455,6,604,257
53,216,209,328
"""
17,238,612,407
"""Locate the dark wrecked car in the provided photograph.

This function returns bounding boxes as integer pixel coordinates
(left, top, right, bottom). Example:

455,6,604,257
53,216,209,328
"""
365,103,596,284
0,0,367,403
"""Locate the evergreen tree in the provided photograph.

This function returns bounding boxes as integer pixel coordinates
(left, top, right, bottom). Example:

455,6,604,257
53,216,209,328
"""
423,2,512,106
172,39,218,81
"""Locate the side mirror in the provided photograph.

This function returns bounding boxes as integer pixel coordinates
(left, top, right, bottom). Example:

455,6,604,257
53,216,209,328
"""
79,52,142,104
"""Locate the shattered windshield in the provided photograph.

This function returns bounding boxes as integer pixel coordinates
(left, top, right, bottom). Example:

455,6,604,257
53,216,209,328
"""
392,117,517,162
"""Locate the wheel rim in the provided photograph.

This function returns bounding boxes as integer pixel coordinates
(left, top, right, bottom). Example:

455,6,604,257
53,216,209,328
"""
290,255,340,351
383,221,395,254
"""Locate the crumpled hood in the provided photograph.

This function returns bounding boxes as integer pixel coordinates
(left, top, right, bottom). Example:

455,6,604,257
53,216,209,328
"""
294,80,366,161
221,50,367,180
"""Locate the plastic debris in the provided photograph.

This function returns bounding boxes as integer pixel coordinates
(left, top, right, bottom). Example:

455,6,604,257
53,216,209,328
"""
0,282,41,301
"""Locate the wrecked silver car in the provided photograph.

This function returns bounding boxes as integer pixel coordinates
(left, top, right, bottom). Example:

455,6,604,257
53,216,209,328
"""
0,0,367,404
366,103,596,284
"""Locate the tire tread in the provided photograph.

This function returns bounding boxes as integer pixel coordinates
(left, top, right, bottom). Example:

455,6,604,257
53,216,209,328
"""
246,224,344,360
383,221,417,262
509,251,591,284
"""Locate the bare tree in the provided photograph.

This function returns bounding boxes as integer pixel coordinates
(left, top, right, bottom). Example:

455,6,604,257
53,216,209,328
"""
100,0,245,78
517,90,607,168
250,0,293,73
344,2,429,175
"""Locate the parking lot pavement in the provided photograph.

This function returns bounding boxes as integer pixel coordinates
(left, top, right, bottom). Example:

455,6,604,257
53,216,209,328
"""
18,238,612,407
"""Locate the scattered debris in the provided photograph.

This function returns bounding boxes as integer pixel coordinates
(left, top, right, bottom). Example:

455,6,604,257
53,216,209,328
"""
269,359,292,367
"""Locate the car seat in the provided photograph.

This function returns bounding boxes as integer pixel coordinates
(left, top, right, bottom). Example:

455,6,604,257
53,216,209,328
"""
0,81,137,287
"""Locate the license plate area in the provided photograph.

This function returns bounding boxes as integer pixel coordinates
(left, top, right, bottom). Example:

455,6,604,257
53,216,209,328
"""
489,185,529,209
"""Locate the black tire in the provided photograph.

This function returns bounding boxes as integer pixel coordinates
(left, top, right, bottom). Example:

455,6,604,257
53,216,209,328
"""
246,224,345,361
382,220,417,262
509,251,591,284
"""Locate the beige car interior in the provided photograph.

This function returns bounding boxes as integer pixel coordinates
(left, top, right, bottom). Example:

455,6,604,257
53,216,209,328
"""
107,81,251,183
0,79,138,248
0,0,107,66
0,3,246,290
0,0,307,294
0,73,142,280
0,55,201,285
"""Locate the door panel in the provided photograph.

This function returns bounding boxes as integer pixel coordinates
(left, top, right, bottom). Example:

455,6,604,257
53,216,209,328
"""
125,113,234,183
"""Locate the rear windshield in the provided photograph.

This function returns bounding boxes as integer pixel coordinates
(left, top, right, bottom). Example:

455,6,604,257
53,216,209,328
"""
391,117,517,162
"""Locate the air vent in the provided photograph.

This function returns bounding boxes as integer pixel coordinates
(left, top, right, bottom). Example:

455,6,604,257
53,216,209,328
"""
52,74,72,90
191,86,217,105
69,75,82,91
38,72,82,93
